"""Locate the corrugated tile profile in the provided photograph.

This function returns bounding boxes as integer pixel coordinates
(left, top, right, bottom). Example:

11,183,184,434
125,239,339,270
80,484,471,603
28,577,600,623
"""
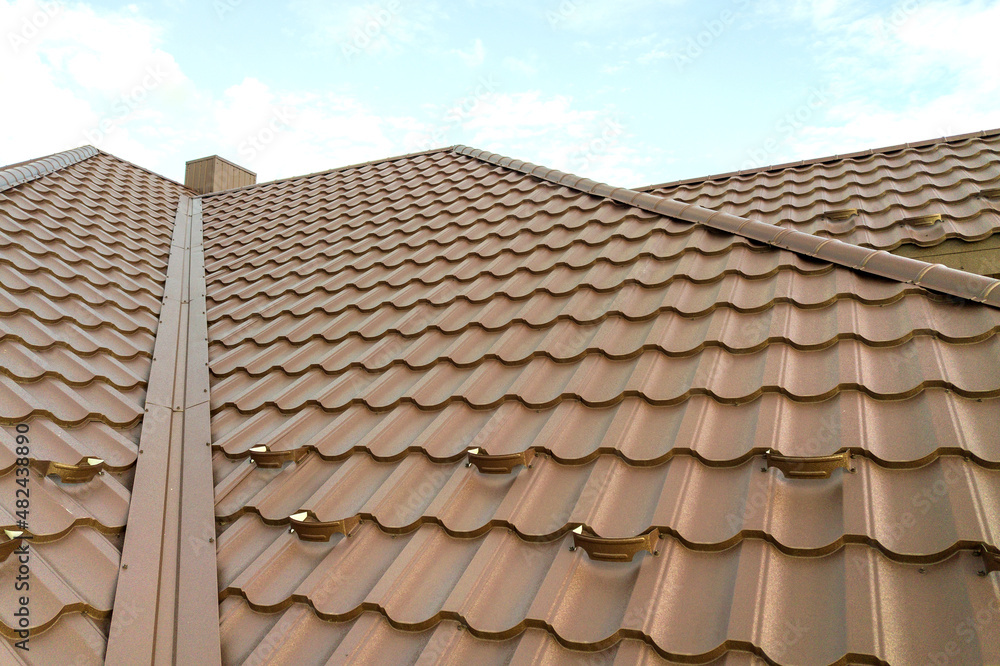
453,145,1000,307
638,129,1000,251
0,149,188,658
0,146,99,193
201,146,1000,664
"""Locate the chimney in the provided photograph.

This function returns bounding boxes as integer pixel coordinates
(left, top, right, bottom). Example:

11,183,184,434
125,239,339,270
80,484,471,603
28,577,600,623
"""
184,155,256,194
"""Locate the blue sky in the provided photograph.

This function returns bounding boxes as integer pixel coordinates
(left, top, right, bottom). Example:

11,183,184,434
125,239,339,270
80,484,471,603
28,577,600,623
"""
2,0,999,187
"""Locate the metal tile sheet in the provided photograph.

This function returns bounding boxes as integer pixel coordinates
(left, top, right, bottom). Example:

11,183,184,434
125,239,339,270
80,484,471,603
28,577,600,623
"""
214,452,1000,559
640,130,1000,252
216,519,998,664
201,147,1000,662
219,598,761,665
0,150,186,656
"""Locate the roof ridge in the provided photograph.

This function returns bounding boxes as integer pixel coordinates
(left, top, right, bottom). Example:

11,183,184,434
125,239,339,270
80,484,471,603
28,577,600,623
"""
200,145,458,198
0,145,99,192
453,145,1000,308
636,127,1000,192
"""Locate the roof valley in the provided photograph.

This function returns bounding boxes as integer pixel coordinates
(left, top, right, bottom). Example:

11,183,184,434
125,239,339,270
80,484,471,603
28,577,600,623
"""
106,194,221,664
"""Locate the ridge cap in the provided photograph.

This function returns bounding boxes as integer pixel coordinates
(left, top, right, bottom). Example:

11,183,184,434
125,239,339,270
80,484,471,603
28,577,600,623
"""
0,145,100,192
453,145,1000,308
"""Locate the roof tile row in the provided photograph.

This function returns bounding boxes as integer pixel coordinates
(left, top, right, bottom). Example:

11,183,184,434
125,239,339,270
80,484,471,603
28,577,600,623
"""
641,130,1000,251
0,149,187,656
201,147,1000,663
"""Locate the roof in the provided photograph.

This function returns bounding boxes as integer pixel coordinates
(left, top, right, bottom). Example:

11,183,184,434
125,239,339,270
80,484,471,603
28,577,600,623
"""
0,148,190,660
1,137,1000,664
639,128,1000,252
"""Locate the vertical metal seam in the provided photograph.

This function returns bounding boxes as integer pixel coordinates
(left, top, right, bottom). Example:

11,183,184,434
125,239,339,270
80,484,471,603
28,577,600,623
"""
106,194,221,664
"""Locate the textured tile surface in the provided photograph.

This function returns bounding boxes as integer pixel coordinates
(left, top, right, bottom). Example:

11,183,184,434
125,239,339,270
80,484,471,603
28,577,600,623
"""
202,149,1000,663
0,151,185,658
640,130,1000,251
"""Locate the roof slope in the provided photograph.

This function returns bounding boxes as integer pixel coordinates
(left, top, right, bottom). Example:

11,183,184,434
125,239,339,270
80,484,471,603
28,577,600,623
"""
202,148,1000,664
639,129,1000,252
0,149,188,661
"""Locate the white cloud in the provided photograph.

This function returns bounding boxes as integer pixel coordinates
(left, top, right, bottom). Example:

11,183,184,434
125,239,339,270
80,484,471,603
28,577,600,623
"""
746,0,1000,166
0,0,192,171
450,37,485,67
0,0,664,186
402,90,662,185
545,0,672,32
502,55,537,77
288,0,444,60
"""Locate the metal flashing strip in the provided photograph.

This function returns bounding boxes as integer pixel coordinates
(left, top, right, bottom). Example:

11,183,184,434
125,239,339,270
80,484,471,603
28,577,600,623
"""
0,145,98,192
454,146,1000,308
105,195,221,664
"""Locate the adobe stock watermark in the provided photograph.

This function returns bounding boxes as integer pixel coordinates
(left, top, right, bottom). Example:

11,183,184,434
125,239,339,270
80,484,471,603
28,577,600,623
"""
237,105,296,162
670,0,750,72
213,0,243,20
740,83,839,171
82,64,172,145
570,116,625,174
545,0,580,28
411,75,500,152
340,0,402,60
875,0,924,44
6,0,61,53
927,597,1000,665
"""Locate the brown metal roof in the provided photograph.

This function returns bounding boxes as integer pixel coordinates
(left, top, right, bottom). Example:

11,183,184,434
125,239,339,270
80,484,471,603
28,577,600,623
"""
3,136,1000,663
638,128,1000,252
0,148,187,655
200,147,1000,664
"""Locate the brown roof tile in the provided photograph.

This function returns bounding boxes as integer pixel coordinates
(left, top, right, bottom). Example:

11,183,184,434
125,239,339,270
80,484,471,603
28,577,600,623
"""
4,135,1000,663
0,148,187,654
200,147,1000,663
639,129,1000,251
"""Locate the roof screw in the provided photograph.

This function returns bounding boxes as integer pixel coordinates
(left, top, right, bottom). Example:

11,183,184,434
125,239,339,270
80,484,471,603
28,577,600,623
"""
918,567,926,574
122,564,128,570
206,442,211,447
99,470,104,475
569,546,577,552
653,550,660,556
979,570,988,577
208,537,214,543
760,466,767,472
465,462,472,467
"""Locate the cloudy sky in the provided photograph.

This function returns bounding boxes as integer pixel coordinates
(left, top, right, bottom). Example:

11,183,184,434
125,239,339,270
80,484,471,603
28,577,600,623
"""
2,0,999,187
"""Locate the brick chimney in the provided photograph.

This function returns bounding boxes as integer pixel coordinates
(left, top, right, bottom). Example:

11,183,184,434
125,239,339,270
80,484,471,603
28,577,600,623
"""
184,155,256,194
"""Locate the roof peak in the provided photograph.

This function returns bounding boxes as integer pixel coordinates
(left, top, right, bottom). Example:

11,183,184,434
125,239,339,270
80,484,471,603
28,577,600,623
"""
454,145,1000,308
637,127,1000,192
0,145,99,192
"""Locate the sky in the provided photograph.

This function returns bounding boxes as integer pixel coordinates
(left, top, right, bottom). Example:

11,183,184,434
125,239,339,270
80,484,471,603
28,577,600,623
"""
1,0,999,188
